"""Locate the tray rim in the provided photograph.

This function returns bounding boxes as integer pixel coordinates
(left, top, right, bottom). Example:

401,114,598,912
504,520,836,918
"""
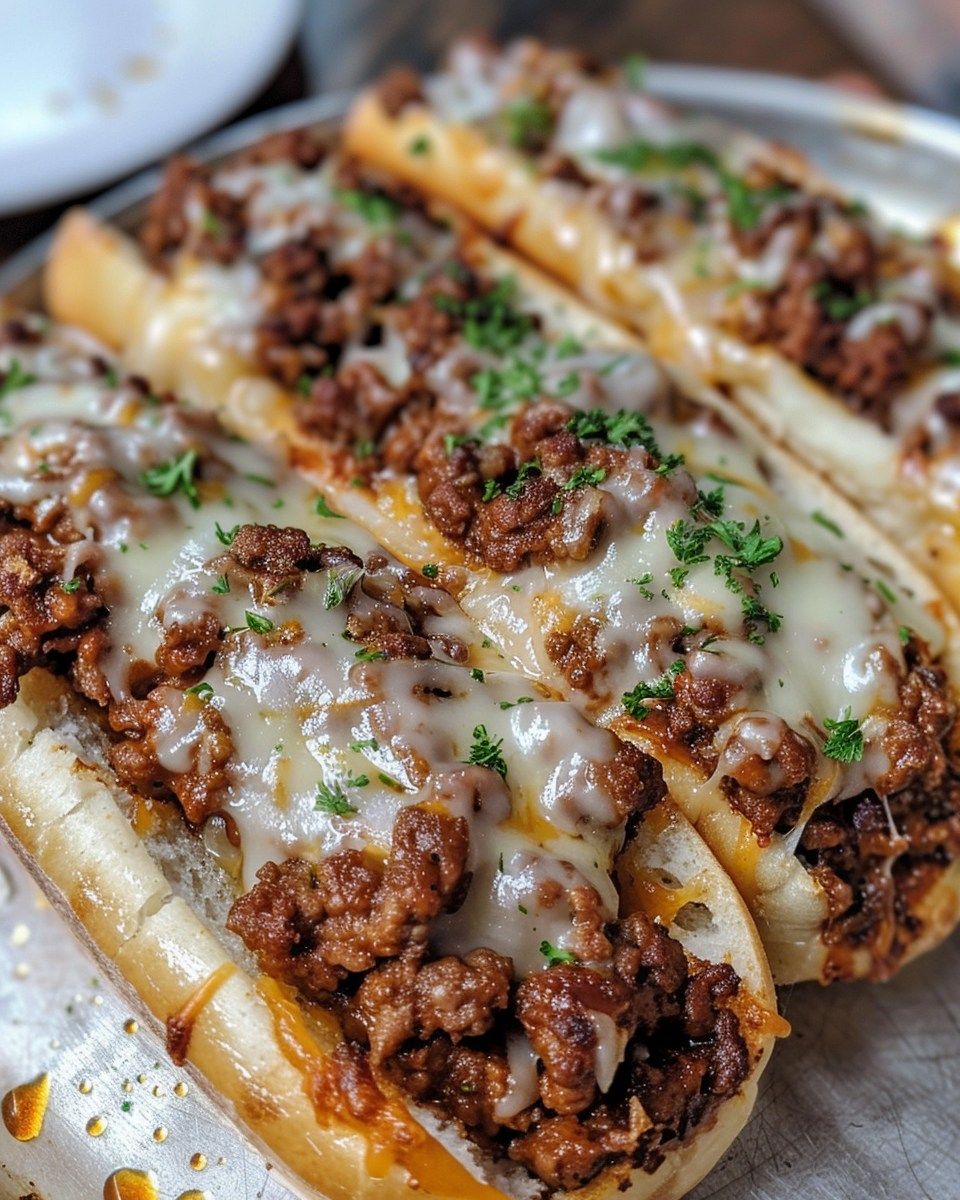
4,62,960,299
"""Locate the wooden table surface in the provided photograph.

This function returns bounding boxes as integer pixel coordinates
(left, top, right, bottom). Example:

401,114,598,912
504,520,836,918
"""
0,0,877,268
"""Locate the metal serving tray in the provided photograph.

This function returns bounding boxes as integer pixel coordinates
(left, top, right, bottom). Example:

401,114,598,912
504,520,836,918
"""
1,71,959,1200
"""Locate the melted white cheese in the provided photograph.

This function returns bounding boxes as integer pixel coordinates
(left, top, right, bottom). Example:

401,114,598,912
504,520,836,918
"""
0,329,653,1012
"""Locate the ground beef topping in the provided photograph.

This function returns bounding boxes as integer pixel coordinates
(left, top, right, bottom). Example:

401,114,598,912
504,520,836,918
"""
229,818,752,1192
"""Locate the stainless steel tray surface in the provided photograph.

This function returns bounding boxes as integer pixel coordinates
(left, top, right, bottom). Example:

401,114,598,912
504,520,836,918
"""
1,70,959,1200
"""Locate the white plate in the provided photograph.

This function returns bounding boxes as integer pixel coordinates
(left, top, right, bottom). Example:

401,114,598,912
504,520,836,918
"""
0,0,302,216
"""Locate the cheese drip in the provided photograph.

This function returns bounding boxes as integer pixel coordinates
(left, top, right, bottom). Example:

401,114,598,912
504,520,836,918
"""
0,326,653,1025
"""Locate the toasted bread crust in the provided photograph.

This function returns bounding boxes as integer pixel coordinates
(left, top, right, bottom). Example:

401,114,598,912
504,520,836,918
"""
0,671,775,1200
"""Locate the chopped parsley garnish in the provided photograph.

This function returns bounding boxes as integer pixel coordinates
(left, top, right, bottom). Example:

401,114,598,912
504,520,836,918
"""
242,611,274,635
564,464,606,492
470,668,485,682
354,438,376,459
553,371,581,397
875,578,898,604
0,359,37,398
350,738,379,753
718,171,793,231
501,96,554,151
812,510,844,538
141,449,200,508
555,334,584,358
622,53,648,90
214,521,239,546
185,681,214,701
315,494,344,519
484,459,542,503
314,781,359,816
323,566,363,610
408,134,431,156
941,348,960,367
296,373,314,397
709,518,784,572
628,573,654,599
465,724,508,778
433,276,534,355
421,563,439,579
595,139,719,173
443,432,471,457
822,709,865,763
552,464,606,512
666,519,711,565
244,472,275,488
539,940,577,966
725,278,768,297
507,459,542,498
669,566,689,589
334,187,401,227
211,574,230,595
810,280,874,321
200,209,223,237
691,485,726,518
622,660,685,720
59,577,82,593
346,773,370,788
566,408,677,470
499,696,533,709
355,646,386,662
471,358,542,411
898,625,912,645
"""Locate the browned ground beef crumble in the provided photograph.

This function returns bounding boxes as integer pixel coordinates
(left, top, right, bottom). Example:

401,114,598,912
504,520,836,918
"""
131,132,960,978
226,783,754,1192
381,50,958,425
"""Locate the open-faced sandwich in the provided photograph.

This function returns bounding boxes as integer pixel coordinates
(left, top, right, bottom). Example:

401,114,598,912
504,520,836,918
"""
0,315,783,1199
342,38,960,613
45,131,960,990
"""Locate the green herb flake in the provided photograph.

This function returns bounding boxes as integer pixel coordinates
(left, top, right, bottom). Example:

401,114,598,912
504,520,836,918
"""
628,572,654,600
465,724,508,778
501,96,554,151
350,738,379,753
315,494,345,519
875,578,898,605
470,667,485,682
622,53,648,90
621,660,685,721
323,566,363,611
812,510,844,538
243,611,274,635
141,449,201,508
408,134,431,156
211,574,230,595
0,359,37,399
421,563,439,579
215,521,239,546
539,940,577,966
822,709,865,763
595,139,719,174
59,577,83,593
185,681,214,701
334,187,402,227
314,781,359,816
355,646,386,662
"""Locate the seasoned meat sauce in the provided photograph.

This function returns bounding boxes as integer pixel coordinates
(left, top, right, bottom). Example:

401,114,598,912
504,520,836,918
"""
415,38,960,428
134,128,960,987
0,317,758,1189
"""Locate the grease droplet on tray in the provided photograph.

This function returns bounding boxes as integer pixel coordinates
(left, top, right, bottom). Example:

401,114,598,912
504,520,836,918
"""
189,1153,207,1171
86,1115,107,1137
103,1168,158,1200
2,1072,50,1141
